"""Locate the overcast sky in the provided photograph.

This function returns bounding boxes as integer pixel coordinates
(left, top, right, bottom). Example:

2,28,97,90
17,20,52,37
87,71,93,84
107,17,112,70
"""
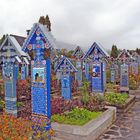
0,0,140,50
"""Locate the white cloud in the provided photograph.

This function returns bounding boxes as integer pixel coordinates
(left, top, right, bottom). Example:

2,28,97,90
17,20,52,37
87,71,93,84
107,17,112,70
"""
0,0,140,50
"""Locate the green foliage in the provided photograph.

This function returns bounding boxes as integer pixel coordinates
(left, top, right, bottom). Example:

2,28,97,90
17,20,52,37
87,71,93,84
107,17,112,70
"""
136,48,140,55
106,83,115,90
0,35,6,45
18,71,21,79
38,15,51,31
129,74,139,90
66,50,74,58
80,79,91,105
0,100,5,109
16,102,24,108
106,69,111,82
110,45,119,58
85,94,105,111
60,48,67,55
105,92,129,106
52,108,102,125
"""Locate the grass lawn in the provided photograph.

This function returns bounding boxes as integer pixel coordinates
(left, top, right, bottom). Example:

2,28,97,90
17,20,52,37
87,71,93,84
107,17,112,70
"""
52,108,102,126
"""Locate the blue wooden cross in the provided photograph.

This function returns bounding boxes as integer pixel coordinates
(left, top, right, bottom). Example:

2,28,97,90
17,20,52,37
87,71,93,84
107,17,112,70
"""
73,46,85,86
120,53,129,93
22,23,56,131
55,56,77,100
0,36,18,117
83,42,109,94
110,63,116,83
120,63,129,93
21,57,30,80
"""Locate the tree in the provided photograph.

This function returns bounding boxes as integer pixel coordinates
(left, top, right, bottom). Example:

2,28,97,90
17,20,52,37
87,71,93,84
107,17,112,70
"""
66,50,74,58
110,45,119,58
0,35,6,45
38,16,45,25
38,15,51,31
45,15,51,31
136,48,140,55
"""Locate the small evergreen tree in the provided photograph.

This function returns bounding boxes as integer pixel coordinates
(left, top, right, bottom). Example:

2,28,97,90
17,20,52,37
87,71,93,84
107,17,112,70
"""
136,48,140,55
45,15,51,31
39,16,45,25
0,35,6,45
110,45,119,58
38,15,51,31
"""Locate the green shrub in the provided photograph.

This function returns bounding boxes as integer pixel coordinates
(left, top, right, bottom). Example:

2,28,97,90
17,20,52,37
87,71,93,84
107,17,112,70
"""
52,108,102,126
105,92,129,106
106,83,115,89
18,72,21,79
80,79,91,105
0,100,5,109
85,94,105,111
16,102,25,108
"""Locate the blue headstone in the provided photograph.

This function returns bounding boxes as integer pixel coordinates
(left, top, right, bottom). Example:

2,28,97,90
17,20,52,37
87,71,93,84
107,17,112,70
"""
22,23,56,131
75,60,82,86
62,75,72,99
129,62,138,74
111,69,115,83
0,35,30,117
120,63,129,93
4,62,17,116
92,61,104,93
55,56,77,100
83,61,89,80
15,64,19,80
83,42,109,94
21,65,27,80
110,64,116,83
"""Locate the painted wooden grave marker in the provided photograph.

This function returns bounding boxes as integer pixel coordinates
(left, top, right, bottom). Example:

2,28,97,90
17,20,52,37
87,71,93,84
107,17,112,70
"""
129,61,139,75
21,57,30,79
55,56,77,100
110,63,117,83
22,23,56,131
84,42,109,94
92,60,105,93
120,63,129,93
73,46,84,86
0,35,28,116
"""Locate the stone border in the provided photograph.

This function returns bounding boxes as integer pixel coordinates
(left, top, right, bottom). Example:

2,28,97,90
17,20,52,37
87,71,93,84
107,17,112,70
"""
52,106,116,140
117,95,136,113
106,95,135,113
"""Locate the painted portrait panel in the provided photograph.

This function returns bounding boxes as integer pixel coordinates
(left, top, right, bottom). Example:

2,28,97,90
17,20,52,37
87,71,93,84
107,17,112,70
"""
33,68,45,83
92,64,101,77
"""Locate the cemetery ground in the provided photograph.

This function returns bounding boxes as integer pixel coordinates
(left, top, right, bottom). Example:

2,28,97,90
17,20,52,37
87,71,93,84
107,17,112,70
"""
0,73,139,139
